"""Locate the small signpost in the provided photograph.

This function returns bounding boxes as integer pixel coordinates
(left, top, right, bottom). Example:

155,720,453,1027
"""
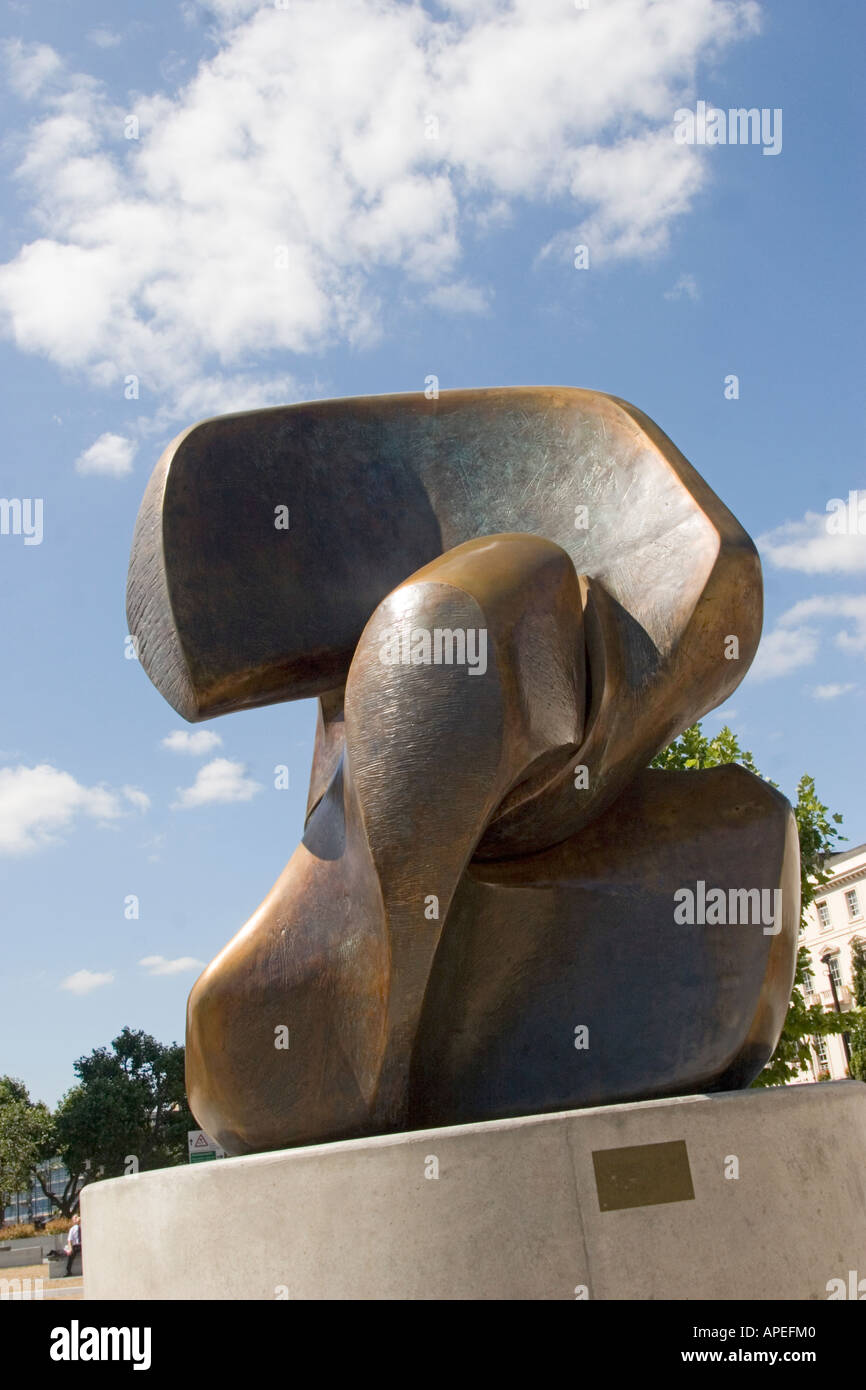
187,1130,227,1164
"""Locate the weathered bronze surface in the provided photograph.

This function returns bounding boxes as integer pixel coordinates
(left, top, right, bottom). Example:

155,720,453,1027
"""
127,388,799,1155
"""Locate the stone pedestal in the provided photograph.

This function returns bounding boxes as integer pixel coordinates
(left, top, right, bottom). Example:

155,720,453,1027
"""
82,1080,866,1300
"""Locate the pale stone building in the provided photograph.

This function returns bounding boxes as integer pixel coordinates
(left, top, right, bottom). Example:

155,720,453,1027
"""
793,840,866,1082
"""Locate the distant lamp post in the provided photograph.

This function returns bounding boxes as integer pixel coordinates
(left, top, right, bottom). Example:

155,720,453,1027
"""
821,951,852,1069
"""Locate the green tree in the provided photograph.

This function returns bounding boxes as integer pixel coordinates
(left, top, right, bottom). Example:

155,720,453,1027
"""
847,936,866,1082
0,1078,54,1222
53,1027,193,1189
651,723,855,1086
0,1030,194,1221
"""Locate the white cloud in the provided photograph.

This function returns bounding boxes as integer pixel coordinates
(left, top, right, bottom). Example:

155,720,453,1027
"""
122,785,151,812
143,831,166,863
664,272,700,301
2,39,63,98
751,594,866,682
173,757,262,808
0,1,761,417
87,27,123,49
811,683,855,700
162,729,223,756
559,130,709,263
0,764,125,855
60,968,114,995
191,0,262,18
758,507,866,573
780,595,866,655
75,432,136,477
143,371,303,436
749,625,820,682
139,954,205,975
425,279,491,315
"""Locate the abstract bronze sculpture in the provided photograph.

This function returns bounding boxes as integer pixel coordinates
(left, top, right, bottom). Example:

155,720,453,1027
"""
127,388,799,1155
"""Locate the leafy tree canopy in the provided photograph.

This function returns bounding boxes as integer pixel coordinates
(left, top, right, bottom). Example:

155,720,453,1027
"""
54,1027,193,1182
652,723,854,1086
1,1029,194,1221
847,937,866,1082
0,1077,53,1216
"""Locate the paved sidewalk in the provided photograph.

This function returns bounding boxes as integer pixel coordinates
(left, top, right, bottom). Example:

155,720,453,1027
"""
1,1260,83,1300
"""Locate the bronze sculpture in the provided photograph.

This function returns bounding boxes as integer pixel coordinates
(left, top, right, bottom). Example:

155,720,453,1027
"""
127,388,799,1155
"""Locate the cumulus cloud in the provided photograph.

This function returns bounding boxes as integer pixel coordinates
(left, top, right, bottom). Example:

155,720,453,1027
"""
87,28,123,49
425,279,491,315
0,0,761,419
173,757,262,808
145,371,302,437
162,729,223,756
139,954,205,975
749,625,820,682
750,594,866,682
75,432,137,476
758,503,866,573
0,764,126,855
3,39,62,98
60,968,114,995
122,785,151,812
558,130,709,262
781,595,866,654
811,683,855,700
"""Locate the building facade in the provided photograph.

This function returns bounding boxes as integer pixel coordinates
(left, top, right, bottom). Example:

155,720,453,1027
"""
794,840,866,1083
2,1158,72,1225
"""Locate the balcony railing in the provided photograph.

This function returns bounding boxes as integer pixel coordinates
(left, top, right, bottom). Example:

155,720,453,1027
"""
806,985,853,1010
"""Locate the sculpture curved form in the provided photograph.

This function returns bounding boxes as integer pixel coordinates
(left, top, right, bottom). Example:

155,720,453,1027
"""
127,388,799,1154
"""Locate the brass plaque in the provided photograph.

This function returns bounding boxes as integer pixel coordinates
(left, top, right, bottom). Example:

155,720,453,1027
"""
593,1139,695,1212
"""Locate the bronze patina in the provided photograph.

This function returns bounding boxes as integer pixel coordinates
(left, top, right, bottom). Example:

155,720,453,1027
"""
127,388,799,1154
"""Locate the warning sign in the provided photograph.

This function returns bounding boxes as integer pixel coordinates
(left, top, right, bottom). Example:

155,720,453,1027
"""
187,1129,227,1162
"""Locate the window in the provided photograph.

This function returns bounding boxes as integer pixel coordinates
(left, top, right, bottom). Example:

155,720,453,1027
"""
802,967,815,994
827,955,843,990
817,900,831,930
845,888,861,920
813,1035,829,1067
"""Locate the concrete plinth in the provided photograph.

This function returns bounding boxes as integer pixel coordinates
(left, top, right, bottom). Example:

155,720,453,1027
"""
83,1081,866,1300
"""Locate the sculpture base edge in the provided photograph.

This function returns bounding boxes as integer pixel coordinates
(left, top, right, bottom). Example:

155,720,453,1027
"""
81,1081,866,1301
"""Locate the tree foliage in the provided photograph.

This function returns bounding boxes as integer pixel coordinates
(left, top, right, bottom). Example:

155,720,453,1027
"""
54,1027,193,1184
651,723,854,1086
0,1029,194,1222
0,1078,54,1220
847,936,866,1082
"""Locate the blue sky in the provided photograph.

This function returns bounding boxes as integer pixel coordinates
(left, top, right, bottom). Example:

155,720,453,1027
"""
0,0,863,1108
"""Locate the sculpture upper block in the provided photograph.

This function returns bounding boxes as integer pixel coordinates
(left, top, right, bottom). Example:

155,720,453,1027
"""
127,388,799,1154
